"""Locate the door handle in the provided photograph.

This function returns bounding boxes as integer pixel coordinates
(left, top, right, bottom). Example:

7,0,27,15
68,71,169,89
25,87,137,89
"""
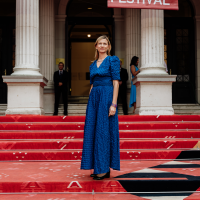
4,69,6,75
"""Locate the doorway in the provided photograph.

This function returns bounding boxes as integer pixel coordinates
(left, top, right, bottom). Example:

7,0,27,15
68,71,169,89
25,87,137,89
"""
66,0,113,96
164,0,195,103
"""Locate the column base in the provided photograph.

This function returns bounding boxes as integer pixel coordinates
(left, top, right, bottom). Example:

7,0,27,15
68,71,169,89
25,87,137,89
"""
2,75,48,115
5,108,45,115
135,107,174,115
44,85,55,115
133,74,177,116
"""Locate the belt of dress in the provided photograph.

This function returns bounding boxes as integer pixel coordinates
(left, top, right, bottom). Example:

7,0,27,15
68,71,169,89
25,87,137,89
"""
93,82,113,87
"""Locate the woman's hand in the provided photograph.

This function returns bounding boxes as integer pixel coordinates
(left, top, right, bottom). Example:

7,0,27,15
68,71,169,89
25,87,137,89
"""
109,106,116,117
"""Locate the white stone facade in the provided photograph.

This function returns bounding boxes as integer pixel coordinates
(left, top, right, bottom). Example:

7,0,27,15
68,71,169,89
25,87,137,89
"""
2,0,200,115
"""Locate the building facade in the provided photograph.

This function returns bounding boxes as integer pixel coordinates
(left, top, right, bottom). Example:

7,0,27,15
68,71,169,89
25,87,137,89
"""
0,0,199,115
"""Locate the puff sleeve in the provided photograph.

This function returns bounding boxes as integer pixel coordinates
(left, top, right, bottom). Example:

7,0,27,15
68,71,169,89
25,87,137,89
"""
110,56,120,80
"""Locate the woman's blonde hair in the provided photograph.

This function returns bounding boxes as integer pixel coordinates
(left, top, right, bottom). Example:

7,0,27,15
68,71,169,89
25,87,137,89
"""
94,35,111,60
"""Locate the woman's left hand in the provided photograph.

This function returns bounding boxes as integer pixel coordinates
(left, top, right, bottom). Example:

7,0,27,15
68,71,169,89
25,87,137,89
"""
109,106,116,117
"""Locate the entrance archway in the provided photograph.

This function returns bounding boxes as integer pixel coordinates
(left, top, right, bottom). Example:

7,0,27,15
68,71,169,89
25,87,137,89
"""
66,0,114,96
164,0,195,103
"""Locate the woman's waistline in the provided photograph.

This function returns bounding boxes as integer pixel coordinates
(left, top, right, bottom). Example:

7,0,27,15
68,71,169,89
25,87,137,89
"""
93,82,113,87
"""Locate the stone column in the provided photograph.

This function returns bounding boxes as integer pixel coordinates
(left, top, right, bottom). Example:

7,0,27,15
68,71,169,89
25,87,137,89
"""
13,0,41,76
2,0,47,115
140,9,166,75
39,0,55,115
133,9,176,115
125,9,141,84
113,8,125,66
39,0,55,87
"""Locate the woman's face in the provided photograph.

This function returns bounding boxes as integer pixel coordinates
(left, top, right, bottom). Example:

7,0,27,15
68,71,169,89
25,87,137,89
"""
96,39,110,54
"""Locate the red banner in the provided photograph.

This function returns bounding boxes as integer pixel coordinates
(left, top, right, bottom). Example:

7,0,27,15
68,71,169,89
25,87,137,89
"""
108,0,179,10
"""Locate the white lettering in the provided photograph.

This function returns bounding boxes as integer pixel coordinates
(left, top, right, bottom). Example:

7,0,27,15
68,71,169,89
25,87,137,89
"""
148,0,152,4
154,0,162,5
143,0,145,3
127,0,134,3
111,0,113,2
163,0,170,5
119,0,126,3
137,0,140,3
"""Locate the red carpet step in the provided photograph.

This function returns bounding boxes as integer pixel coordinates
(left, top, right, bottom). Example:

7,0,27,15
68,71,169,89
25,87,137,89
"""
0,130,200,139
0,160,200,199
0,115,200,199
1,121,200,130
1,115,200,122
0,139,199,150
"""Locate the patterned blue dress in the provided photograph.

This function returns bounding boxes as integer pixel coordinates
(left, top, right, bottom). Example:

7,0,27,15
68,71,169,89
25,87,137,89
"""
129,66,139,108
81,56,120,174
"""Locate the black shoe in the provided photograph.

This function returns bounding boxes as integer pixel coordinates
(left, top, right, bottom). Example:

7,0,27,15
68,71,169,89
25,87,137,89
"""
53,113,58,116
93,171,110,180
90,174,97,177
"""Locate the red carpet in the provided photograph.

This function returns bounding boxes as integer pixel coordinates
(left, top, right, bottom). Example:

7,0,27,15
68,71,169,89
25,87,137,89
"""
0,115,200,199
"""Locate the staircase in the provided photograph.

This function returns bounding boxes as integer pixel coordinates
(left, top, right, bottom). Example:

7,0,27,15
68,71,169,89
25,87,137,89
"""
0,115,200,199
173,104,200,115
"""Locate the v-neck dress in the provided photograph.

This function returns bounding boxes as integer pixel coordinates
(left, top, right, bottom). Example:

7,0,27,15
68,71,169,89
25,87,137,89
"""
81,56,120,174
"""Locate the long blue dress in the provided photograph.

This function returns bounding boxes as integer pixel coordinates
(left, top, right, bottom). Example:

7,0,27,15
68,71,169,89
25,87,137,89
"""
129,66,139,108
81,56,120,174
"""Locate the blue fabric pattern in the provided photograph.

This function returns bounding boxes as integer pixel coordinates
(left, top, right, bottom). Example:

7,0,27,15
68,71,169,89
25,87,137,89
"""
81,56,121,174
129,65,139,108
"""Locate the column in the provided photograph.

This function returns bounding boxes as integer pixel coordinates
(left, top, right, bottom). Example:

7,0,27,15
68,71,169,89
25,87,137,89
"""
39,0,55,87
13,0,41,76
2,0,47,115
113,8,125,66
125,9,141,83
133,9,176,115
140,9,166,75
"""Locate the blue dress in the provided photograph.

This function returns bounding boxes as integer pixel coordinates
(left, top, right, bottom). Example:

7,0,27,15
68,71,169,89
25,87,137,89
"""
81,56,120,174
129,66,139,108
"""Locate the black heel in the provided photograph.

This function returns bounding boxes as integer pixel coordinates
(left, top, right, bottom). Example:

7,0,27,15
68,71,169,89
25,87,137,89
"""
93,170,110,180
90,173,97,177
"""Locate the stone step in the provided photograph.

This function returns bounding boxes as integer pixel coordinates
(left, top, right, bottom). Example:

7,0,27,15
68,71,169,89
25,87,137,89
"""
1,104,200,115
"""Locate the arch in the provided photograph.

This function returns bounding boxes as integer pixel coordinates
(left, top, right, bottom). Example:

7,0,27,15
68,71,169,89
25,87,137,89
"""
189,0,197,16
58,0,70,15
165,0,194,17
58,0,118,16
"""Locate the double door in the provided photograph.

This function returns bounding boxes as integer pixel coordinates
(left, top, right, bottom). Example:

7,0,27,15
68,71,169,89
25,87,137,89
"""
165,18,195,103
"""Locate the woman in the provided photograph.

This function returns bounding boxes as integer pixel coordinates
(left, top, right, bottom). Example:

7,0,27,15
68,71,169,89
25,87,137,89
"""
81,35,120,180
129,56,140,113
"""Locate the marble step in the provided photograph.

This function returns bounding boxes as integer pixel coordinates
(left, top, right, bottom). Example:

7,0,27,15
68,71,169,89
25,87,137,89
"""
1,104,200,116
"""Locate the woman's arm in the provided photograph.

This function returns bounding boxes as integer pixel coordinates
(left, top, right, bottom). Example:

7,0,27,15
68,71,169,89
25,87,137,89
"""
109,80,119,117
89,84,93,95
131,65,140,76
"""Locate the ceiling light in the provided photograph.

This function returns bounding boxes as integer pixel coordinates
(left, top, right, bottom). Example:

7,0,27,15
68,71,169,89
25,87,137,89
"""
88,7,92,9
87,34,91,38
